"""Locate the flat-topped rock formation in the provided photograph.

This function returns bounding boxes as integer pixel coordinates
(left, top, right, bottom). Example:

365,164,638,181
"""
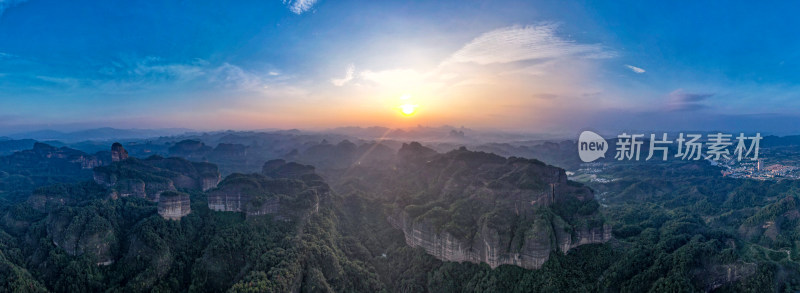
93,143,221,201
389,211,611,269
158,191,191,220
341,143,612,270
207,160,327,219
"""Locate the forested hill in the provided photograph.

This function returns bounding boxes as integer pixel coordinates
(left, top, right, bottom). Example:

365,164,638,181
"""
0,142,798,291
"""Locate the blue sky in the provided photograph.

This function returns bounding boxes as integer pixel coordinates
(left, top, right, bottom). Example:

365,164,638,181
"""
1,0,800,134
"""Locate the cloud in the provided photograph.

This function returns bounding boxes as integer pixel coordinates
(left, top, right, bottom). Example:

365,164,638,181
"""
330,64,355,86
666,89,714,111
283,0,318,14
0,0,27,17
625,64,645,74
130,57,206,81
35,76,80,88
209,62,268,90
321,23,622,127
0,52,16,60
86,57,280,94
358,68,430,89
446,24,614,65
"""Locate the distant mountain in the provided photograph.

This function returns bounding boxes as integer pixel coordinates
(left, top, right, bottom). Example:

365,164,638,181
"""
0,142,110,203
327,125,474,142
762,134,800,147
325,125,567,145
7,127,193,142
0,138,38,156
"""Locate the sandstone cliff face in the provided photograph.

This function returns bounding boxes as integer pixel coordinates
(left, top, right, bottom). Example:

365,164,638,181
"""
567,223,613,250
202,176,221,191
207,186,281,217
389,210,611,269
93,146,220,201
93,166,176,201
346,144,611,270
112,179,147,198
111,142,129,162
158,191,191,220
208,160,326,219
146,157,221,191
207,174,318,219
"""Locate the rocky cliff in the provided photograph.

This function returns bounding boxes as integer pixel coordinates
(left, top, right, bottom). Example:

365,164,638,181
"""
208,160,325,219
207,177,282,216
389,211,611,269
93,144,220,201
158,191,191,220
345,143,612,270
111,142,129,162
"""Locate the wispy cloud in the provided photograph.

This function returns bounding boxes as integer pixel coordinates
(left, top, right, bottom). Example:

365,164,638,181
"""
129,57,207,82
330,64,355,86
35,76,80,88
0,0,27,18
446,24,614,65
666,89,713,111
358,68,434,90
72,57,280,94
283,0,318,14
625,64,645,74
209,63,263,90
346,23,616,115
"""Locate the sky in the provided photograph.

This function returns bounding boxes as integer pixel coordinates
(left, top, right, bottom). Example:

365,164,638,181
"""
1,0,800,135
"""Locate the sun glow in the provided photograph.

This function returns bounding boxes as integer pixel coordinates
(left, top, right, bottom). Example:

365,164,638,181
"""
398,93,419,116
400,103,418,116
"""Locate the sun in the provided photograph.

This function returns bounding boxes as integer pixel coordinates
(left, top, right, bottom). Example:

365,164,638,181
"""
400,104,418,116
